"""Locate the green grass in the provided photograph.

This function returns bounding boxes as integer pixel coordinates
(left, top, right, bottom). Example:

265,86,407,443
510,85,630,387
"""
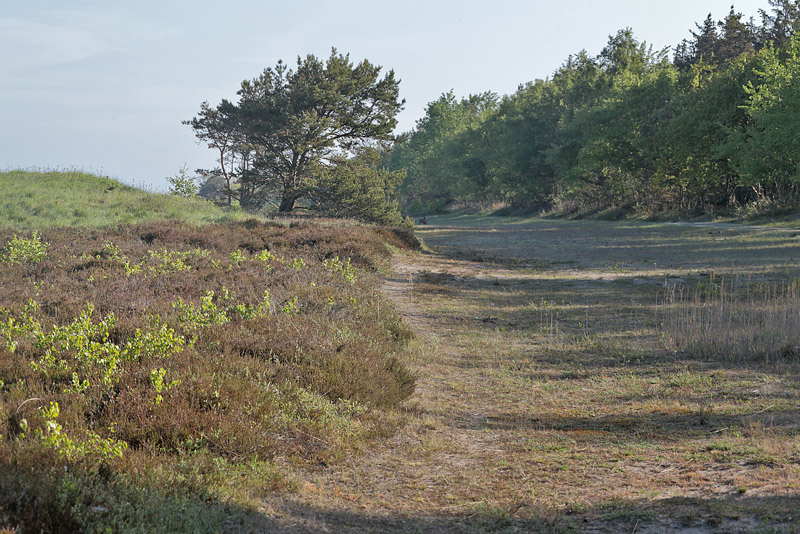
0,170,252,229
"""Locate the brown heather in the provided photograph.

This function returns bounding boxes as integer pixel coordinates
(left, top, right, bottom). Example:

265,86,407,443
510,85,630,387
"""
0,219,417,533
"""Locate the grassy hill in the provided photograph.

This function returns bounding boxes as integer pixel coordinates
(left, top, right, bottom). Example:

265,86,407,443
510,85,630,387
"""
0,170,249,229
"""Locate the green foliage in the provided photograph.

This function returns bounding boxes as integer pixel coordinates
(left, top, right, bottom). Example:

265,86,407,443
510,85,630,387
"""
655,55,755,208
173,290,230,329
167,165,199,197
738,34,800,194
150,368,180,405
33,402,129,460
102,240,143,275
253,248,277,264
229,248,245,266
390,91,498,207
29,303,122,389
187,48,404,213
1,231,48,265
391,9,800,215
102,242,212,277
125,320,185,361
281,296,300,316
228,290,271,319
146,247,208,275
312,148,408,225
288,257,307,270
323,256,357,284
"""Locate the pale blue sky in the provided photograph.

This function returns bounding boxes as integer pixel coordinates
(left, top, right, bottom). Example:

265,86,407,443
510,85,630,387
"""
1,1,770,189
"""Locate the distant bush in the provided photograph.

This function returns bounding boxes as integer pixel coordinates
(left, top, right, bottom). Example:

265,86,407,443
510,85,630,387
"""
166,165,199,198
311,149,409,227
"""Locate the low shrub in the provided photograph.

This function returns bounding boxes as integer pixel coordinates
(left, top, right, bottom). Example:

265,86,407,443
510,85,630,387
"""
0,219,416,532
0,232,48,265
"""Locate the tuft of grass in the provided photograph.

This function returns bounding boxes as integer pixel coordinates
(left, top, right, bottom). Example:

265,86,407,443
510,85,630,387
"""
661,276,800,362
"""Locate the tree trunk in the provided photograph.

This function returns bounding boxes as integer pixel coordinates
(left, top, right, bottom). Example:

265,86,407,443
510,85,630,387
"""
278,193,297,213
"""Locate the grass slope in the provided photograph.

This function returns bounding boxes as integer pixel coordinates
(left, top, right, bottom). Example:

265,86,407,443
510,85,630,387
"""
0,170,250,229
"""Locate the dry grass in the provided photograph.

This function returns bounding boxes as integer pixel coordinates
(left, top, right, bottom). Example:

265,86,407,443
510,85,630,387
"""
662,275,800,362
257,215,800,533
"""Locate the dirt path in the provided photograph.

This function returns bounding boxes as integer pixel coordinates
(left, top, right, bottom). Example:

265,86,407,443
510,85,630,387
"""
256,253,532,533
252,218,800,533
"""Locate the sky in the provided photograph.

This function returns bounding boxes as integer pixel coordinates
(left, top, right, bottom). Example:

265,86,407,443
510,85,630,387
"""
1,0,773,190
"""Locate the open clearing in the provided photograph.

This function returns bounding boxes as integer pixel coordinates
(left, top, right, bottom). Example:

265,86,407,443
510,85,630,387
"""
253,215,800,533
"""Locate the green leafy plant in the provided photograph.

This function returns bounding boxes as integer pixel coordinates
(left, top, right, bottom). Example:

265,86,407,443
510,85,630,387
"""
1,231,48,265
31,303,122,388
102,241,143,275
323,256,357,283
229,249,245,266
173,290,230,329
289,257,307,270
146,248,209,275
0,299,42,352
150,368,181,405
31,402,128,460
253,249,277,264
282,296,300,316
228,290,272,320
167,164,199,197
124,319,186,361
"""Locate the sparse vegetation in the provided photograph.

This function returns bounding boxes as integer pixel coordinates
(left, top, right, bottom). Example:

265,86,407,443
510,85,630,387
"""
290,214,797,532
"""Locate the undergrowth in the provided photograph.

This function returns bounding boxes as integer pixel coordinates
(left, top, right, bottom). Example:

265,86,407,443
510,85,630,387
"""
0,219,417,533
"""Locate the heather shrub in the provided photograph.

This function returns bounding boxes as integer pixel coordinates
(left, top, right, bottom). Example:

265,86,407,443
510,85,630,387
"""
0,219,417,532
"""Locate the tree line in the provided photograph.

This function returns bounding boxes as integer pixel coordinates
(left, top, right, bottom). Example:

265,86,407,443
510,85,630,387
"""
389,0,800,216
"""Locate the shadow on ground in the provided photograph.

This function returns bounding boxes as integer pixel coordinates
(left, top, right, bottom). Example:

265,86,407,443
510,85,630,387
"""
231,493,800,533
